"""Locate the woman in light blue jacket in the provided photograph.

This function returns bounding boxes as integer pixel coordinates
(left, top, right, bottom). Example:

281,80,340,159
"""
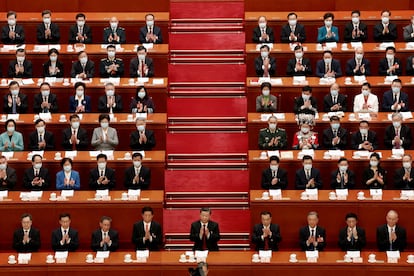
56,157,81,190
0,119,24,151
317,12,339,43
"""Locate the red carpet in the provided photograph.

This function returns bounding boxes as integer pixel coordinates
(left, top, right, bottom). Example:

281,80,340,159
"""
169,33,245,50
167,98,247,117
170,1,244,20
168,64,246,83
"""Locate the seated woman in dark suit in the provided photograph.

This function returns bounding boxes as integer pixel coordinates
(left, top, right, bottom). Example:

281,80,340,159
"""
362,152,386,189
69,82,91,113
129,86,155,113
42,48,64,78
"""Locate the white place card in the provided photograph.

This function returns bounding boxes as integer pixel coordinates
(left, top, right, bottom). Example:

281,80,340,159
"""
267,151,279,157
392,149,404,156
305,251,319,258
96,251,110,258
347,251,361,258
336,189,348,196
350,42,363,48
325,42,337,49
195,250,209,258
152,79,164,85
270,78,283,85
401,190,414,197
21,79,35,85
38,112,52,121
1,152,14,160
137,77,149,83
132,151,145,158
269,189,282,199
293,76,306,83
258,250,272,258
260,114,272,122
386,251,400,259
142,43,154,49
18,253,31,261
54,251,68,259
89,151,101,157
65,151,78,158
305,189,318,195
96,189,109,196
128,189,141,196
273,113,286,120
136,250,150,258
400,112,413,120
48,44,61,50
0,190,8,198
30,191,43,198
370,189,383,196
7,114,19,121
135,113,148,120
280,151,294,159
44,77,57,83
61,190,74,197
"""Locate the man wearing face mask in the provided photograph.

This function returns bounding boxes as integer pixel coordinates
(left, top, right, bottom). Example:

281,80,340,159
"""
129,46,154,78
91,114,119,150
353,82,379,113
261,156,288,189
3,81,28,114
258,116,287,150
8,48,32,78
28,119,55,151
373,10,397,42
124,152,151,190
351,120,378,151
317,12,339,43
139,14,163,44
403,15,414,42
61,114,89,151
130,118,156,151
382,79,409,112
33,82,58,113
315,50,342,78
252,16,274,43
323,83,347,112
322,116,347,150
100,45,124,78
98,82,123,113
345,47,371,76
394,154,414,190
330,158,355,189
293,86,318,115
378,46,402,76
36,10,60,44
103,17,126,44
0,155,16,190
256,82,277,112
384,112,412,150
68,13,92,44
255,45,276,77
23,154,50,191
295,155,322,190
343,10,368,43
280,12,306,43
286,45,312,76
70,51,95,79
1,11,25,45
89,154,116,190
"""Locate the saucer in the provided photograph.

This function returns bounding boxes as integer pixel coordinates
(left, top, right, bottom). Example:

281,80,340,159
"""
54,157,62,161
261,196,270,200
62,83,70,86
124,259,133,263
289,259,298,263
86,259,94,263
58,120,67,123
49,198,57,201
46,260,55,264
8,260,16,264
407,260,414,264
252,259,260,263
179,259,187,263
368,260,376,263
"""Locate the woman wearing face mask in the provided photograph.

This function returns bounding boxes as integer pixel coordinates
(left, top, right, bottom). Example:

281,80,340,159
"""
317,12,339,43
69,82,91,113
292,120,319,150
130,86,155,113
42,48,64,78
56,158,80,190
91,114,119,150
362,152,386,189
0,119,23,152
256,82,277,112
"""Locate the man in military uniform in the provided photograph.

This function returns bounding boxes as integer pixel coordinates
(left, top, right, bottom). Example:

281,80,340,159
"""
258,116,287,150
102,17,126,44
99,45,124,78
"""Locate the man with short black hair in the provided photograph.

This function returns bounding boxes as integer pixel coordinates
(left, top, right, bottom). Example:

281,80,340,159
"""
131,206,163,250
124,152,151,189
12,213,41,252
261,156,288,189
91,216,119,251
252,211,282,251
190,207,220,251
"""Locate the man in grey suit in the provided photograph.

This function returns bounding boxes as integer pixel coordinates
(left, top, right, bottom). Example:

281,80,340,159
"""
403,16,414,42
91,114,119,151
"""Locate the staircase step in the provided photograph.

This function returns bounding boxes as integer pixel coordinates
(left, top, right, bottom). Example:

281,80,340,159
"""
170,1,244,20
169,33,245,51
168,64,246,83
167,98,247,117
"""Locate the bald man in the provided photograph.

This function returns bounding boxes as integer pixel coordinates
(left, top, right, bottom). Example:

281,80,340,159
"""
102,17,126,44
376,210,407,251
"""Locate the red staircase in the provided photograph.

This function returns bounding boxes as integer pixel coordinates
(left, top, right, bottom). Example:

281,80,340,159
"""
165,0,249,250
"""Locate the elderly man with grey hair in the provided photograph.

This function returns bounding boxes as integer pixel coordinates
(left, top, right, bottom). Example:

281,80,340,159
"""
384,112,412,149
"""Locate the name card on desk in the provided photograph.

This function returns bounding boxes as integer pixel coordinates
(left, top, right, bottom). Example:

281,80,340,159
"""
392,149,404,157
305,188,318,200
336,189,348,199
384,75,398,83
267,151,279,157
137,77,149,83
406,42,414,49
44,77,57,83
273,113,285,120
325,42,337,49
7,114,19,121
135,113,148,120
354,75,366,83
270,78,283,85
260,114,272,121
293,76,306,83
142,43,154,49
305,251,319,258
55,251,68,259
34,45,49,52
18,253,31,262
401,112,413,120
65,151,78,159
61,190,74,197
258,250,272,258
386,251,400,259
379,42,395,50
401,190,414,197
195,250,209,258
152,78,164,85
350,42,363,49
346,251,360,258
96,189,109,196
128,189,141,197
0,190,8,199
136,250,149,258
132,150,145,158
370,189,383,200
96,251,110,259
269,189,282,199
258,77,271,84
357,113,370,120
38,112,52,121
1,152,14,160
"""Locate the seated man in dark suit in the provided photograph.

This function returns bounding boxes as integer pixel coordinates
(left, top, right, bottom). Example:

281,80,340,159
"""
61,114,89,151
295,155,322,190
255,45,276,77
384,112,412,149
124,152,151,190
3,81,28,114
343,10,368,42
131,206,163,250
293,86,318,116
0,155,16,190
1,11,25,44
338,213,366,251
68,13,92,44
13,213,41,253
286,45,312,76
98,82,123,113
382,79,409,112
252,15,274,43
8,48,32,78
103,17,126,44
406,55,414,75
323,83,347,112
376,210,406,251
99,44,125,78
91,216,119,252
345,47,371,76
23,154,50,191
129,46,154,78
139,14,163,44
280,12,306,43
130,118,156,151
373,10,397,42
378,46,402,76
299,211,326,251
29,119,55,150
89,153,116,190
322,116,347,150
252,211,282,251
403,16,414,42
33,82,58,113
190,207,220,251
36,10,60,44
70,51,95,79
351,120,378,151
394,154,414,190
51,213,79,252
261,156,288,190
330,158,355,189
315,50,342,78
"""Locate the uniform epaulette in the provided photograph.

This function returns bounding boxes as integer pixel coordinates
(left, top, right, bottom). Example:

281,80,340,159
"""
100,58,107,61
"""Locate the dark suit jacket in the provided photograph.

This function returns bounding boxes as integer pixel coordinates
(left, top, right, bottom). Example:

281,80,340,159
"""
322,127,347,149
129,57,154,78
345,58,371,76
362,167,387,189
131,220,163,250
323,93,347,112
252,223,282,251
23,167,50,190
252,26,274,43
286,58,312,76
68,24,93,44
373,23,397,42
124,165,151,190
261,167,288,189
130,129,156,151
394,167,414,190
351,130,379,150
61,127,89,150
33,93,58,113
255,56,276,77
190,221,220,251
295,168,322,190
280,23,306,43
98,95,123,113
338,226,366,251
330,169,355,189
3,92,28,114
13,228,41,252
406,55,414,75
8,60,32,78
103,27,126,44
293,96,318,115
89,167,116,190
51,228,79,251
42,60,64,78
0,167,17,190
376,224,406,251
315,59,342,78
36,23,60,44
91,229,119,251
343,22,368,42
28,130,55,151
384,124,412,149
1,24,25,44
382,90,409,112
299,226,326,251
99,58,125,78
70,60,95,78
139,25,163,44
378,57,402,76
403,24,414,42
69,95,91,113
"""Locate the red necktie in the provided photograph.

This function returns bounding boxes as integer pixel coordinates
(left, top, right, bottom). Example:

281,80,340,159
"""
202,224,207,250
72,130,76,150
264,229,269,250
141,61,145,77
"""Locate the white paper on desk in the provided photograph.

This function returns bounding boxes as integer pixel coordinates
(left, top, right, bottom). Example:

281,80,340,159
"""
258,77,271,84
152,78,164,85
135,113,148,120
385,75,398,83
89,151,100,157
34,45,49,52
353,151,370,158
280,151,293,159
20,192,29,198
401,112,413,120
136,250,150,258
269,189,281,197
1,152,14,160
137,77,149,83
305,251,319,258
370,189,383,196
354,75,366,83
44,77,57,83
270,78,283,85
39,112,52,121
325,42,337,49
357,113,370,120
77,113,83,120
65,151,78,158
132,150,145,158
328,150,344,157
386,251,400,258
0,190,8,198
267,151,279,158
347,251,360,258
392,149,404,156
108,77,120,85
7,114,19,121
301,149,315,156
30,191,43,198
2,45,16,51
273,113,285,120
305,189,318,195
55,251,68,259
350,42,363,48
195,250,209,258
379,42,395,50
406,42,414,49
30,151,44,157
260,114,272,121
18,253,31,261
401,190,414,196
48,44,61,50
101,150,114,157
128,189,141,196
142,43,154,49
258,250,272,258
61,190,74,197
336,189,348,196
293,76,306,83
327,111,344,118
96,251,110,258
96,189,109,196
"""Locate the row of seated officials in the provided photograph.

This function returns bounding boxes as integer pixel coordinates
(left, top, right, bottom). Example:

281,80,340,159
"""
9,208,409,253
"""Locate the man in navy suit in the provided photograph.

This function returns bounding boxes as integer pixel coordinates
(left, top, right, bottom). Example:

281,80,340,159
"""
68,13,92,44
382,79,409,112
373,10,397,42
33,82,58,113
255,45,276,77
139,14,163,44
343,10,368,43
22,154,50,191
252,16,274,43
8,48,32,78
338,213,366,251
51,213,79,252
28,119,55,150
13,213,41,252
384,112,412,149
70,51,95,79
299,211,326,251
315,50,342,78
252,211,282,251
89,154,116,190
322,115,348,150
261,155,288,189
61,114,89,151
378,46,402,76
124,152,151,190
351,120,379,151
91,216,119,251
36,10,60,44
323,83,347,112
280,12,306,43
131,206,163,250
295,155,322,190
345,47,371,76
1,11,25,44
376,210,406,251
394,154,414,190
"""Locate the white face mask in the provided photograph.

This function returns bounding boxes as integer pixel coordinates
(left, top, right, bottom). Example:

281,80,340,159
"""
71,121,80,129
137,125,145,132
360,128,368,135
301,127,309,133
339,165,348,172
50,56,57,62
330,89,338,97
331,123,340,129
100,122,109,129
146,20,154,27
133,161,141,168
302,94,310,101
386,54,394,60
304,164,312,170
77,20,85,27
80,57,88,64
324,20,332,27
393,121,401,128
41,90,50,97
392,87,400,94
355,53,363,60
261,51,269,58
108,51,115,58
76,90,84,97
288,19,297,26
98,162,106,170
16,56,25,63
37,126,45,133
138,92,146,99
262,89,270,96
370,160,378,167
382,17,389,24
324,58,332,64
63,165,71,172
362,89,370,96
403,162,411,169
268,123,276,130
34,163,42,170
351,17,359,24
295,52,303,59
110,22,118,29
0,164,7,170
270,165,278,171
7,126,14,133
138,54,146,61
258,22,266,29
106,90,114,97
43,18,51,24
11,89,19,96
8,19,16,26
